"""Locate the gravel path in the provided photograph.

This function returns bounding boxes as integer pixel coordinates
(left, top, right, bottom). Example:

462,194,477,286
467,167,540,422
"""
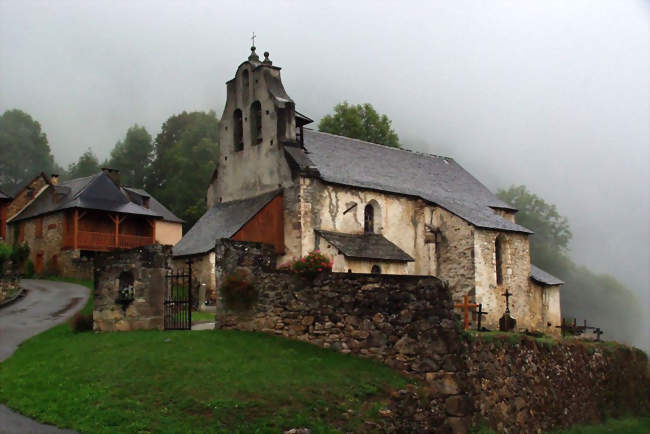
0,279,88,434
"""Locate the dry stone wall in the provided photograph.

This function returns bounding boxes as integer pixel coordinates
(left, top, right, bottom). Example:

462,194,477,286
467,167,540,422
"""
464,336,649,433
214,239,649,433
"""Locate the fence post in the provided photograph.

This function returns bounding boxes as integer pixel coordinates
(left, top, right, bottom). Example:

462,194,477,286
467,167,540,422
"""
187,258,192,327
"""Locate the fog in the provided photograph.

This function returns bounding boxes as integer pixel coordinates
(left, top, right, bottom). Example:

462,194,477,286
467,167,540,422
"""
1,1,647,346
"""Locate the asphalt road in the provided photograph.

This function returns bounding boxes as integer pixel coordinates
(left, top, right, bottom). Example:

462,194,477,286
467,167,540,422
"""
0,279,89,434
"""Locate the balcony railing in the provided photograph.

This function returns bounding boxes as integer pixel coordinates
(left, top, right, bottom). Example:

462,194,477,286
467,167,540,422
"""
64,230,153,251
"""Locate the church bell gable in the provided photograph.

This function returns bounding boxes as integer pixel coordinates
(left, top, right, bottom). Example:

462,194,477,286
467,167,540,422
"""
207,46,297,207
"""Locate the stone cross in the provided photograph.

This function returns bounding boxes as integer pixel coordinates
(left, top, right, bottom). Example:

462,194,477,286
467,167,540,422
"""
454,294,478,330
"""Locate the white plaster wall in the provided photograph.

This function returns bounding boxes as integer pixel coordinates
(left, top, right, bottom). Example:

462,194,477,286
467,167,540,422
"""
291,177,444,275
474,229,534,331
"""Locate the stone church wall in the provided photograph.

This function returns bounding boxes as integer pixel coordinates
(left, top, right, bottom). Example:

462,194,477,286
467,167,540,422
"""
295,177,439,275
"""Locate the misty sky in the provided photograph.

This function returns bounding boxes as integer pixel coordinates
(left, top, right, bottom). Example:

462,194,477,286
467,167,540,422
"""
1,1,648,335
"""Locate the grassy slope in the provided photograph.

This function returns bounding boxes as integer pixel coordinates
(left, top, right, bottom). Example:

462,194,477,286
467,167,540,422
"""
0,280,408,433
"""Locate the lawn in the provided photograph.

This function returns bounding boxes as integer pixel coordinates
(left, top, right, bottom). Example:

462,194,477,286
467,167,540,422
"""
0,281,410,433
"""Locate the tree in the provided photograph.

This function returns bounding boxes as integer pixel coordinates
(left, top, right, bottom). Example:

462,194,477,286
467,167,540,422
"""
318,102,400,148
107,124,153,187
497,185,572,274
146,111,220,229
0,109,58,193
66,149,100,179
497,185,642,345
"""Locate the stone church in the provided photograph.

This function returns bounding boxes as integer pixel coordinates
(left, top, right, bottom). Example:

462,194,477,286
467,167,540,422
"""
173,47,563,334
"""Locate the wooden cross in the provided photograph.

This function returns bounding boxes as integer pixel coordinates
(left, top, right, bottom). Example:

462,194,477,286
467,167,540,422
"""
477,303,488,331
454,294,478,330
251,32,256,47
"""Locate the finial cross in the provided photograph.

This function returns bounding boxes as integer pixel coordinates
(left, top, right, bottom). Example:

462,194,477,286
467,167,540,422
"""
251,32,256,47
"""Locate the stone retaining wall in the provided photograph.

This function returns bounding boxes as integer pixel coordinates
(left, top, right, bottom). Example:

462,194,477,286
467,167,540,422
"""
214,239,649,433
214,239,472,431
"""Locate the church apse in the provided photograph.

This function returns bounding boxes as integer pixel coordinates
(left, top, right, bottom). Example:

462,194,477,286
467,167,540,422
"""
207,47,296,207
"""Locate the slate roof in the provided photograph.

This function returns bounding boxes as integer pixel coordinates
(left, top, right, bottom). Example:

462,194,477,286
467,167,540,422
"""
123,187,184,223
172,190,281,257
0,189,10,200
9,172,173,223
286,129,532,234
316,230,414,262
530,265,564,286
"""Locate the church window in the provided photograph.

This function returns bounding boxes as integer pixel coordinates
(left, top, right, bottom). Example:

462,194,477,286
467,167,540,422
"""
233,109,243,151
371,265,382,274
250,101,262,144
364,204,374,233
495,235,506,285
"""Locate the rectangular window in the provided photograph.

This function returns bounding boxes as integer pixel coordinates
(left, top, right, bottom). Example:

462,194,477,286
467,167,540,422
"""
35,217,43,239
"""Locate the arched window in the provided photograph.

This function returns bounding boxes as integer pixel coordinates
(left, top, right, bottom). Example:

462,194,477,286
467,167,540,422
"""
233,109,243,151
250,101,262,144
364,204,374,233
495,235,506,285
371,265,382,274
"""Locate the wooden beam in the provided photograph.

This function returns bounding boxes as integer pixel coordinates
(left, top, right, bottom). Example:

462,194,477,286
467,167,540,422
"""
114,213,119,248
78,210,87,220
151,218,156,243
73,209,78,250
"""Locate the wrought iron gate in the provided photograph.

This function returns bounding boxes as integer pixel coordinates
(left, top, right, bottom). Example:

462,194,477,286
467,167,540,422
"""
164,260,192,330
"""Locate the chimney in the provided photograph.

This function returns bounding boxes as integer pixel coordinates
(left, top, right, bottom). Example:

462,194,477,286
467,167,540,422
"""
101,168,121,187
50,174,59,185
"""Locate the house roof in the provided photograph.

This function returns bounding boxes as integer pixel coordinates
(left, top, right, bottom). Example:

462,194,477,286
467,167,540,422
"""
9,172,170,223
123,187,184,223
0,189,10,200
172,189,281,257
286,129,532,234
316,230,414,262
530,265,564,286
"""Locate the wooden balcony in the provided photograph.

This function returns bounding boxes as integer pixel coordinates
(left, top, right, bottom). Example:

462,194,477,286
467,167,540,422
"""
64,230,153,251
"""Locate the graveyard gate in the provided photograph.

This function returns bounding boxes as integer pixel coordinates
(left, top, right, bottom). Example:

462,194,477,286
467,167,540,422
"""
164,260,192,330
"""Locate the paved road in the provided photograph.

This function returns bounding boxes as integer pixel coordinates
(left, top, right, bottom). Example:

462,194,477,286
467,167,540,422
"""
0,279,89,434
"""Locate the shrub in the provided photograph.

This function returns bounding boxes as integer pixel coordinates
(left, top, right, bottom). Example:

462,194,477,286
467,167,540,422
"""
0,243,11,273
69,312,93,332
290,251,333,279
24,260,35,278
220,268,257,311
10,243,30,269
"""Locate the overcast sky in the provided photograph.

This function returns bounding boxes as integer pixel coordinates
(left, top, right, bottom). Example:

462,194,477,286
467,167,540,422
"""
1,0,648,338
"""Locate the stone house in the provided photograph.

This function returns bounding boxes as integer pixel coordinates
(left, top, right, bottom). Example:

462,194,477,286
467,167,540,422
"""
0,188,11,240
6,169,182,278
173,46,563,334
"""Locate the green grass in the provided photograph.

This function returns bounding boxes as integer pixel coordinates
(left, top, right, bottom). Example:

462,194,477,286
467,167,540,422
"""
191,310,216,323
0,277,410,433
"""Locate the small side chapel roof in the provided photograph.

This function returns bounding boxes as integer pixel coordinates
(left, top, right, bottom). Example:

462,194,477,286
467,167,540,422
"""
289,129,533,234
530,265,564,286
316,230,414,262
172,189,281,257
